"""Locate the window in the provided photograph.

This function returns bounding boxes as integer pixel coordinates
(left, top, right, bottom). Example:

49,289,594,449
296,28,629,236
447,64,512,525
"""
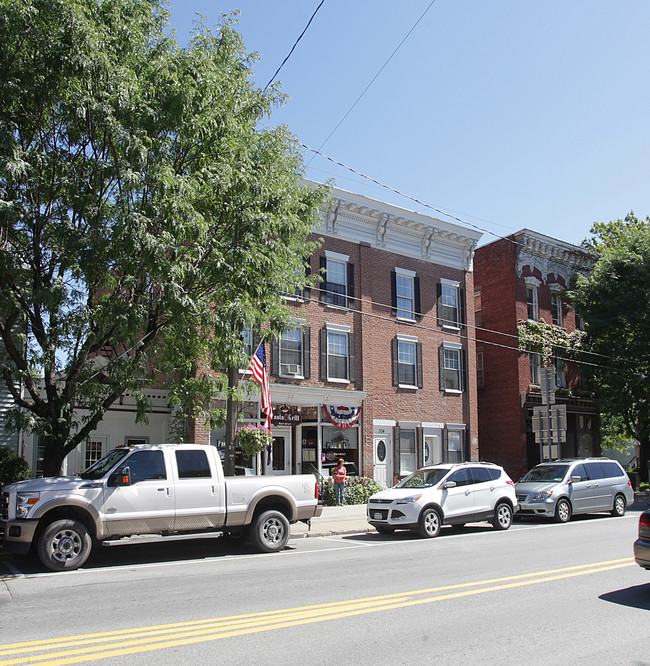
85,441,103,470
242,328,254,359
437,279,462,328
320,252,354,308
176,449,212,478
125,437,149,446
272,328,310,378
555,358,566,388
321,326,354,383
398,428,417,475
477,350,484,388
440,343,464,392
526,285,538,321
575,312,585,330
392,337,422,388
529,352,541,385
551,292,562,326
392,269,420,321
447,467,471,485
446,429,464,463
121,450,167,482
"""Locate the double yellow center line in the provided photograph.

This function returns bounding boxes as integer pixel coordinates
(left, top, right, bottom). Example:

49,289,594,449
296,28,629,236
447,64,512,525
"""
0,558,634,665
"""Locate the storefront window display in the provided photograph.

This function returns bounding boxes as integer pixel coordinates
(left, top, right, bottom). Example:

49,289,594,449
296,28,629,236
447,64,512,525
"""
321,425,358,477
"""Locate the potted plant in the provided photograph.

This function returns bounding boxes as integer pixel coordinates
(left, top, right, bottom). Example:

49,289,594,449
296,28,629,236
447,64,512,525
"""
235,425,273,459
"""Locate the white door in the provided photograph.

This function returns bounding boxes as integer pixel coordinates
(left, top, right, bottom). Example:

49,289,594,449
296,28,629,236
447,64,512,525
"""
423,432,442,466
373,435,392,487
265,427,291,475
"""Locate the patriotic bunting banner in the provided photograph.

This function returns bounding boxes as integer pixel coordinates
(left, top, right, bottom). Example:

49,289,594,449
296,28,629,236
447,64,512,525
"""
323,404,361,428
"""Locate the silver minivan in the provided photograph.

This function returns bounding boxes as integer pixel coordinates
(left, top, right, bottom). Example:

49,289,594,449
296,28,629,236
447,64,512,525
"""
515,457,634,523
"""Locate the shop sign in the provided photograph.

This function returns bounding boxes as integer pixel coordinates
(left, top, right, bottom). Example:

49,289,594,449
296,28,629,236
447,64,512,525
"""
272,404,301,426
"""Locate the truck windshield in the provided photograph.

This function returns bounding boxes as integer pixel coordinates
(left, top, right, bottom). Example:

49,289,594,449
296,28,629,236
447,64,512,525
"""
396,468,448,489
79,448,131,480
519,464,569,483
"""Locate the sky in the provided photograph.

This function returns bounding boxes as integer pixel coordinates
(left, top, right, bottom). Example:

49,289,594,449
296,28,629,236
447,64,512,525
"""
166,1,650,248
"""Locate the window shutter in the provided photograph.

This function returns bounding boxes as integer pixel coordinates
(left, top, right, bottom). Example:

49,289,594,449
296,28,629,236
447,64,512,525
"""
461,348,467,392
439,345,445,391
394,426,401,475
303,327,311,379
459,288,466,328
415,276,422,320
347,262,355,307
416,342,423,389
303,259,311,302
391,338,399,386
271,340,279,376
348,332,356,383
319,256,327,303
390,271,397,316
320,328,327,380
436,283,443,326
443,428,449,463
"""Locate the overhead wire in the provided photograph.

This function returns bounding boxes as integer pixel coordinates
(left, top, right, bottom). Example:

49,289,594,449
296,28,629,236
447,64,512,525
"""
263,0,326,93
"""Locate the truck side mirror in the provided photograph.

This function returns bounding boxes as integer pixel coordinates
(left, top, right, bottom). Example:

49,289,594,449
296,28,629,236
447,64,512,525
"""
110,466,132,486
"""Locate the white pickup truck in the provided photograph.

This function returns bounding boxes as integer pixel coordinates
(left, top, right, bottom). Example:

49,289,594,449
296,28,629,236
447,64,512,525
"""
0,443,322,571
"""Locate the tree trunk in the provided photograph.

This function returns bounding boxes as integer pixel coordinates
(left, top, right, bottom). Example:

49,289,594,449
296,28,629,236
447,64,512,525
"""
42,437,68,477
223,366,240,477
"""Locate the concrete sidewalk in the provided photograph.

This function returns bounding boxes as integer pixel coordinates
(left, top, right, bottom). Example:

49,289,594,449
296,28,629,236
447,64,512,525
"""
292,491,650,540
290,503,372,539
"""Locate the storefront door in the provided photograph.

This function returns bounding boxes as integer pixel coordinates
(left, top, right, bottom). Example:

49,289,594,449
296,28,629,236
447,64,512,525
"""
373,434,392,487
265,426,291,475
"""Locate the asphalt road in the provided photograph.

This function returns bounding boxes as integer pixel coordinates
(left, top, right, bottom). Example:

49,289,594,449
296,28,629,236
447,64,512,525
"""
1,511,648,665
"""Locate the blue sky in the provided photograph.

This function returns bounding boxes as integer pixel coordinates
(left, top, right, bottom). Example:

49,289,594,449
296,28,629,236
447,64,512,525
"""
167,1,650,248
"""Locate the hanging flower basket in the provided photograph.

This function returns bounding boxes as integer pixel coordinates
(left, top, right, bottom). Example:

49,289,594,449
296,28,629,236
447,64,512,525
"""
235,425,272,459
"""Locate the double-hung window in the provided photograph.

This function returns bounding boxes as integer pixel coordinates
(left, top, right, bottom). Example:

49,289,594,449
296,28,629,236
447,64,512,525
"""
529,352,541,385
551,292,562,326
320,251,354,308
392,269,419,321
440,342,463,392
437,279,463,328
392,336,422,388
322,324,353,382
398,426,417,475
525,277,540,321
279,326,304,377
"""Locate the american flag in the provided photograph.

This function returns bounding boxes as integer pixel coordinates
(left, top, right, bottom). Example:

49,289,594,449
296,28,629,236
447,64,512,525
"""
247,342,272,431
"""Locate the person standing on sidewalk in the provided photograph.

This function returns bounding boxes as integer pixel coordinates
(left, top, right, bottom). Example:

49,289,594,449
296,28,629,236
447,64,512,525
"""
332,458,347,505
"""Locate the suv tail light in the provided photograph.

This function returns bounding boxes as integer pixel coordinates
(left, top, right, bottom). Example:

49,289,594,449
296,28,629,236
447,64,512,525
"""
506,480,514,486
640,513,650,532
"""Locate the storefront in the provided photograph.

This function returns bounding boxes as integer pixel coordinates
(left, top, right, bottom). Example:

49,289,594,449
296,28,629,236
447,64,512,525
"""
210,385,366,479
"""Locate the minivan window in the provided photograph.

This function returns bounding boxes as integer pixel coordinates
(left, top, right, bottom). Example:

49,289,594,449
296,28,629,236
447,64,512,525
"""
519,464,569,483
571,463,588,481
599,461,624,478
585,462,604,480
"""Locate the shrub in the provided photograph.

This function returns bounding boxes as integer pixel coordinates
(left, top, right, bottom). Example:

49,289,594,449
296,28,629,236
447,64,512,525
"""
321,476,384,506
0,446,32,488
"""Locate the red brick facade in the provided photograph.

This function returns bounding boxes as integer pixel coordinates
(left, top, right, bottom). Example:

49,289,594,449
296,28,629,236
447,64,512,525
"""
474,230,599,481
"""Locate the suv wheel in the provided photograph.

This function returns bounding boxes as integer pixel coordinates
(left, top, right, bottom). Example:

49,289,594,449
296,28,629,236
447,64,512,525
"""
492,502,513,530
417,508,441,538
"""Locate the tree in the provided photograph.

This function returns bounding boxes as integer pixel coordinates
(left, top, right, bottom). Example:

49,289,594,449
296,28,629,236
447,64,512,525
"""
568,213,650,481
0,0,326,475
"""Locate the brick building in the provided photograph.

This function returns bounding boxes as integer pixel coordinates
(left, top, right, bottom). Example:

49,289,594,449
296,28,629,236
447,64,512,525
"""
473,229,598,481
210,184,481,486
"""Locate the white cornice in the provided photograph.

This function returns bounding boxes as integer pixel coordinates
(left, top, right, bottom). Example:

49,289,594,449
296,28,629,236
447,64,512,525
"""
307,181,481,271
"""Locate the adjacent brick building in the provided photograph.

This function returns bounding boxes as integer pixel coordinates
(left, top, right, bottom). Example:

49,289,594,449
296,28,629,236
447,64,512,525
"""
473,229,598,481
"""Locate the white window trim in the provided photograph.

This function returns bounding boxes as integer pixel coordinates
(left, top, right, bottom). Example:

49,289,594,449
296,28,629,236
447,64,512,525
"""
395,268,417,322
324,250,349,262
279,323,305,379
325,323,350,384
442,342,462,394
440,278,461,330
396,336,418,389
525,278,540,321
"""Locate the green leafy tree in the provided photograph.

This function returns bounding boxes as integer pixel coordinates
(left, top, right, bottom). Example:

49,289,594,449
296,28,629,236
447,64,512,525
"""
0,0,326,475
568,213,650,481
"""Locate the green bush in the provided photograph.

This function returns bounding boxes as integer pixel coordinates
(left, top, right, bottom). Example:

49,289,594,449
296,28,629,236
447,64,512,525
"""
0,446,32,488
321,476,384,506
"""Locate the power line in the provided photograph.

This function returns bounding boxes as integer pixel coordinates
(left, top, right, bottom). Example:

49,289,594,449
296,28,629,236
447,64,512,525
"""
264,0,326,93
306,0,439,165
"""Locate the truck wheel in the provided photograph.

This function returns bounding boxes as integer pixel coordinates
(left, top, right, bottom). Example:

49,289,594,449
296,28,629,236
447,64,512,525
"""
250,510,290,553
37,519,92,571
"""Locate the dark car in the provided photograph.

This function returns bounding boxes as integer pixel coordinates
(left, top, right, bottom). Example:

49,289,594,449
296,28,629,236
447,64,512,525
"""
634,510,650,570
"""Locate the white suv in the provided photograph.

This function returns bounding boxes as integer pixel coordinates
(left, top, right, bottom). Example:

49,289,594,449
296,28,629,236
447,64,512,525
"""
367,462,517,538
